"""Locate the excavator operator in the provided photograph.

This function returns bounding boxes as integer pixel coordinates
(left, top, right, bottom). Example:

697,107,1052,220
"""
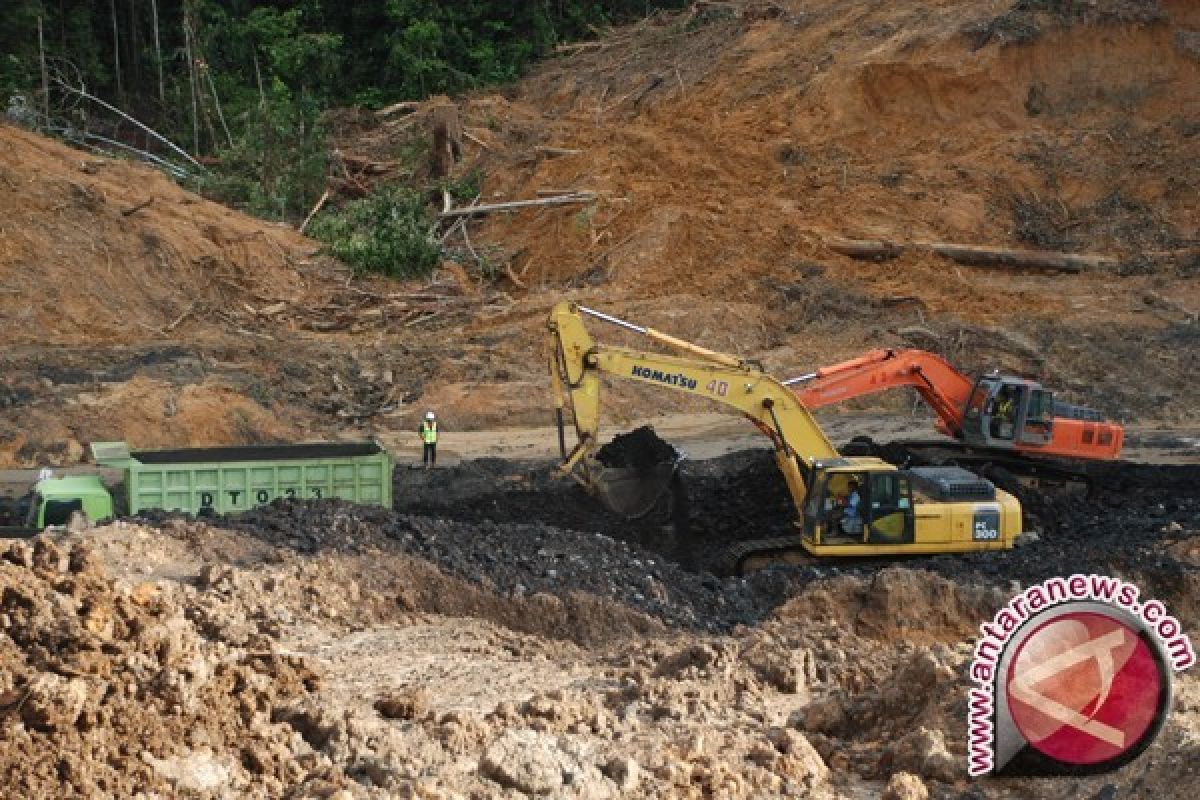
840,478,864,536
992,386,1018,440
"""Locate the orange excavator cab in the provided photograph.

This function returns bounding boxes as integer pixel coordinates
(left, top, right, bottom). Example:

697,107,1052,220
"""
960,373,1120,460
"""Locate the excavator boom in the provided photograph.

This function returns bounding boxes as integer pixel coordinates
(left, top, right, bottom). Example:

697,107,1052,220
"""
548,301,838,515
788,349,971,437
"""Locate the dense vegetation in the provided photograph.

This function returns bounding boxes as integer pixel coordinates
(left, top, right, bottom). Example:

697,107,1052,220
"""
1,1,682,235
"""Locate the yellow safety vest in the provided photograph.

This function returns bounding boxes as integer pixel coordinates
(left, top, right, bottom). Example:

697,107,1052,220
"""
420,421,438,444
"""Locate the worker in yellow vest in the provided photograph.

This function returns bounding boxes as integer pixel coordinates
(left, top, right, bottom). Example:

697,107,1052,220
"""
418,411,440,468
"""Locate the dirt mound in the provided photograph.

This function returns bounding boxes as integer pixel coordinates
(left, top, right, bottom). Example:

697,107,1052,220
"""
27,456,1200,799
0,124,323,347
0,535,336,799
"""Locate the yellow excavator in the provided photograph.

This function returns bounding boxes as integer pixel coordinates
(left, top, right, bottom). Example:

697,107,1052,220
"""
547,301,1022,573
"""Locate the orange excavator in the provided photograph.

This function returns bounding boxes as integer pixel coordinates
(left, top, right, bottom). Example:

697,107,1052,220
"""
784,349,1123,484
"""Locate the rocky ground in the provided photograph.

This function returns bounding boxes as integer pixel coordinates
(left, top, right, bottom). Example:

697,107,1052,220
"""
3,440,1198,799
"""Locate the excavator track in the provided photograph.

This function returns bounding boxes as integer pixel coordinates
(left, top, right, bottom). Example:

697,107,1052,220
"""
718,536,819,576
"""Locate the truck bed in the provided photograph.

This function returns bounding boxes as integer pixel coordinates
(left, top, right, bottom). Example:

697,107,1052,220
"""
127,441,384,465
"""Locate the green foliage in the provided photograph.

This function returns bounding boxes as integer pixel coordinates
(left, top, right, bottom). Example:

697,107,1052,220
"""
195,93,328,219
442,167,483,205
308,185,441,279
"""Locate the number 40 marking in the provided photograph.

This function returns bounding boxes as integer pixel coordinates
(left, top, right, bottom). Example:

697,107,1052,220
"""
706,380,729,397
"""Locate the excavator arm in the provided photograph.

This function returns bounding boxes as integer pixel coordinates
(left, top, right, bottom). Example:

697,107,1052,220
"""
547,301,840,513
789,349,974,437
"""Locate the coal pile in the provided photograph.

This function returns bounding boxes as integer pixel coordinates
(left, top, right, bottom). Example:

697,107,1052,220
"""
595,425,678,470
211,497,786,632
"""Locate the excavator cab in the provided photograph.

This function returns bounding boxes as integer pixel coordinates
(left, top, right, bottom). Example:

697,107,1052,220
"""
802,462,916,548
960,375,1053,451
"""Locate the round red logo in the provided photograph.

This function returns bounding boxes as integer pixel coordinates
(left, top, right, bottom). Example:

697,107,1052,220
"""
1005,611,1166,767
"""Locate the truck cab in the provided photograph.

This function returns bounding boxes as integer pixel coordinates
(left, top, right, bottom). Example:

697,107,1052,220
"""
25,475,114,528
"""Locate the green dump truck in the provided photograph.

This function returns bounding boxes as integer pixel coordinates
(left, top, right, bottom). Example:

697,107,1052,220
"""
0,440,393,536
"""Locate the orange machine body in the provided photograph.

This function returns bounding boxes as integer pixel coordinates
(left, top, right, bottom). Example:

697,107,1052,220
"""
792,349,1123,461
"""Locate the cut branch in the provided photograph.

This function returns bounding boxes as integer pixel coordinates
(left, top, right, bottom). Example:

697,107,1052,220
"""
535,146,582,158
299,189,330,234
48,127,190,178
54,80,203,170
375,101,420,117
463,130,491,150
438,193,595,219
121,197,154,217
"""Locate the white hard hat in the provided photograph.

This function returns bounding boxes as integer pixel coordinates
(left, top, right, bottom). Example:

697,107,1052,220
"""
425,411,436,420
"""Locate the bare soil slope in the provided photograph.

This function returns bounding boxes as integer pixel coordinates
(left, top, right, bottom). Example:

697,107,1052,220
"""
362,0,1198,424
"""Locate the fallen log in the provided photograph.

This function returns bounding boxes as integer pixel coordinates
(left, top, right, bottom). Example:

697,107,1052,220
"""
825,238,904,261
825,236,1115,273
927,242,1101,274
438,193,595,219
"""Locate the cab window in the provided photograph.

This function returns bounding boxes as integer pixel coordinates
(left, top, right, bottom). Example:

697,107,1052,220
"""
1027,389,1051,424
822,473,859,511
869,473,900,511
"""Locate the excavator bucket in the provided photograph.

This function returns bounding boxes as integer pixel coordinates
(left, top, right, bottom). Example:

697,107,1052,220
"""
587,427,682,519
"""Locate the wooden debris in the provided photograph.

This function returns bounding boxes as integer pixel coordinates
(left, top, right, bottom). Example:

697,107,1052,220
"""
334,152,397,174
632,75,665,108
504,263,527,289
535,146,582,158
825,236,1115,273
120,197,154,217
299,189,330,234
164,303,197,332
555,41,606,53
375,100,420,117
439,193,595,219
462,130,491,150
1143,291,1198,323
